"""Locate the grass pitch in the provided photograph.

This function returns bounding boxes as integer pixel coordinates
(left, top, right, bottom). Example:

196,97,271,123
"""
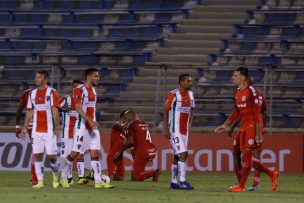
0,171,303,203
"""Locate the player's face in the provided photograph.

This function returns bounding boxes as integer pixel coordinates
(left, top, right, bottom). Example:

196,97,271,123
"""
71,82,80,93
35,73,47,87
89,71,100,86
180,76,192,90
232,71,245,86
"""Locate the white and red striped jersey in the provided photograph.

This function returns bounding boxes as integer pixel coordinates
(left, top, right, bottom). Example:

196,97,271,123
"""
27,86,59,133
164,89,195,135
60,95,78,139
73,84,97,130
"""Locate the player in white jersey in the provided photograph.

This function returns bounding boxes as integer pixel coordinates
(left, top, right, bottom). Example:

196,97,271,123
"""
60,68,113,189
59,79,89,185
20,70,60,189
164,74,195,190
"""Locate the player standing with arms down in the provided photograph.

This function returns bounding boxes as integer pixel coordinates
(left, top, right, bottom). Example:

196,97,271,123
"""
114,111,161,182
16,87,38,185
60,68,113,189
215,67,279,192
164,74,195,190
20,70,61,189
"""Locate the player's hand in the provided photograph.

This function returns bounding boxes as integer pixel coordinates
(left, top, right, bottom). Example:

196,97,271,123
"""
164,128,171,139
255,130,263,145
215,125,228,134
19,128,27,140
88,119,99,130
15,126,21,138
53,127,60,139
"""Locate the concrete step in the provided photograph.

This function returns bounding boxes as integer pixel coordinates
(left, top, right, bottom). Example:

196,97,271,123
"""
194,5,256,12
189,11,246,19
169,32,232,40
137,68,199,77
182,19,244,26
126,84,177,91
145,61,209,65
165,39,222,48
200,0,258,5
177,25,234,33
157,47,220,54
151,54,210,63
133,76,177,84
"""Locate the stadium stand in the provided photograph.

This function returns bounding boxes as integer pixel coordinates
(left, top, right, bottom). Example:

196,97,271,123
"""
0,0,303,133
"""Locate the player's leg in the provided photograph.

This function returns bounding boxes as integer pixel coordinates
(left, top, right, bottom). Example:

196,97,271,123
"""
131,157,155,181
60,138,73,184
170,155,180,188
89,129,113,188
247,150,261,191
233,132,242,183
45,132,60,189
107,154,124,181
28,131,38,185
76,153,89,184
32,133,45,188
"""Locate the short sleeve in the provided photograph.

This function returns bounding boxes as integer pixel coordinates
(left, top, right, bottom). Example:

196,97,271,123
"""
51,90,59,108
164,92,175,110
73,88,83,105
59,96,66,108
26,93,32,109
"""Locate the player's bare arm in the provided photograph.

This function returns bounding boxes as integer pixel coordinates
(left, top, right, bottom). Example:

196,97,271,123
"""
75,103,99,130
255,123,263,145
52,106,60,138
15,103,24,138
20,109,33,139
163,108,170,139
215,119,232,134
227,116,241,136
114,135,133,161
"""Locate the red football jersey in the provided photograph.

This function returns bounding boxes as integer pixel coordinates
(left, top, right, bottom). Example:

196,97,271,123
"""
108,123,126,156
19,89,33,130
127,120,156,157
228,85,267,128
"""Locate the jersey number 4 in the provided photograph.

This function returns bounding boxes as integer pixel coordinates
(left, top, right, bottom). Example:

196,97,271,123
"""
146,130,152,143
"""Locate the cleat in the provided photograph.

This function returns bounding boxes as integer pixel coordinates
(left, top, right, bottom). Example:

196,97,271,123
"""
170,182,180,190
68,178,74,185
152,169,161,182
246,185,259,191
32,181,44,189
60,179,70,188
53,174,60,189
180,181,194,190
77,178,89,185
85,170,95,181
228,184,245,192
271,170,279,191
95,182,114,189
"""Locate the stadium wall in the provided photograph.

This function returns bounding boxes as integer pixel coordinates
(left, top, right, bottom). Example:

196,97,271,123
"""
0,133,303,173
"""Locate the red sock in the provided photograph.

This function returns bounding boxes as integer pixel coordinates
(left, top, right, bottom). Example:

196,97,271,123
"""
252,171,260,186
234,168,242,183
239,151,252,188
133,171,155,181
31,154,38,184
253,157,273,178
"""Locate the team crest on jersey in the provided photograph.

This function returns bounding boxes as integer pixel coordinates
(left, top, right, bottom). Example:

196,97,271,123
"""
38,96,42,102
248,139,254,145
242,96,246,101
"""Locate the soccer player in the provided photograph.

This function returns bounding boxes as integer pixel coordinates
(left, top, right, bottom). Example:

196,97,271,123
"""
215,67,279,192
60,68,113,189
59,79,89,185
164,74,195,190
114,111,161,182
107,111,128,181
16,86,38,185
20,70,60,189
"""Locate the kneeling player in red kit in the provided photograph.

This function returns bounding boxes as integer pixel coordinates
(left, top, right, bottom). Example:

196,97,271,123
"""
114,111,161,181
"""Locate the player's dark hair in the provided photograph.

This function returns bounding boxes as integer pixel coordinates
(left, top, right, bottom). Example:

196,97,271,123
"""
235,66,253,84
179,74,190,85
84,68,99,79
36,69,49,79
71,79,83,86
120,110,128,119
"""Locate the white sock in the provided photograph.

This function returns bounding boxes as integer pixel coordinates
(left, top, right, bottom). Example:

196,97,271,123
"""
178,160,186,182
77,162,85,178
68,165,73,179
171,164,179,184
50,159,59,175
61,159,72,180
91,160,102,183
34,161,43,182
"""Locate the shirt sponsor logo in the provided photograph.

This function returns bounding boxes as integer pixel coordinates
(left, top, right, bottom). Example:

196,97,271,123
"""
237,103,247,108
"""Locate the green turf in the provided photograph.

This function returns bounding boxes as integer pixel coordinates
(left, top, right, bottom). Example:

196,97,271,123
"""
0,171,303,203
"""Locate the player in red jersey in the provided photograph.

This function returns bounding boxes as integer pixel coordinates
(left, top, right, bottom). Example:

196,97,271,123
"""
16,87,38,185
114,111,161,182
107,111,128,181
215,67,279,192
